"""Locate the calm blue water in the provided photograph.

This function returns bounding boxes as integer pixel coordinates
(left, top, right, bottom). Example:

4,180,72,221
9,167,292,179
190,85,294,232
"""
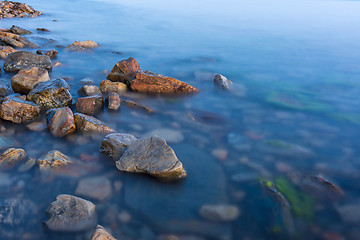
1,0,360,239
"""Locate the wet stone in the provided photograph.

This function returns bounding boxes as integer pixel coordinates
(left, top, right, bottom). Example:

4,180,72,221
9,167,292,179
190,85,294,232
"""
100,80,127,94
0,148,26,170
37,150,71,170
3,51,52,72
108,92,120,110
0,36,25,48
199,205,240,222
37,28,50,32
0,199,37,228
75,176,112,202
27,78,73,111
0,46,17,59
27,120,48,132
10,25,32,35
107,57,141,85
100,133,137,160
121,100,154,113
0,95,40,123
116,135,186,180
17,157,36,172
68,40,99,49
36,49,58,59
0,82,14,100
213,74,233,90
76,95,104,116
74,113,115,135
44,194,96,232
0,1,42,19
46,107,76,137
78,85,102,96
90,225,117,240
11,66,50,94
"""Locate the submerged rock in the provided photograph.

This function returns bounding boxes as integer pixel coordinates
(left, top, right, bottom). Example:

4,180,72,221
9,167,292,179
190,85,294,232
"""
213,74,232,90
144,128,184,143
11,66,50,94
78,85,102,97
10,25,31,35
90,225,116,240
0,148,26,170
37,150,72,170
108,92,120,110
0,95,40,123
75,176,112,202
27,78,73,111
3,51,51,72
44,194,96,232
107,57,140,85
46,107,76,137
76,95,103,116
74,113,115,135
121,100,154,113
0,46,17,59
199,205,240,222
100,80,127,94
0,198,37,227
116,135,186,180
100,133,137,160
258,139,314,158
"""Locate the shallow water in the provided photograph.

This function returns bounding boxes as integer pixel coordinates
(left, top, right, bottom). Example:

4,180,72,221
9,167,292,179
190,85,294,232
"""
1,0,360,239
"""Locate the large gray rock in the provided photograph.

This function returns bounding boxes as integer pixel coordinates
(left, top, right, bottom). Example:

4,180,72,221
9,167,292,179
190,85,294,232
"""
74,113,115,135
0,148,26,170
3,51,52,72
116,136,186,180
46,107,76,137
0,95,40,123
44,194,96,232
90,225,116,240
26,78,73,111
11,66,50,94
100,133,137,160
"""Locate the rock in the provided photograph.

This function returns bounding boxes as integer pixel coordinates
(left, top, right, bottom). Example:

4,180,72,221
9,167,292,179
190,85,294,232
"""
107,57,141,85
78,85,102,96
68,40,99,49
100,133,137,160
0,83,14,100
0,136,13,150
0,46,17,59
213,74,232,90
199,205,240,222
0,95,40,123
76,95,103,116
27,120,48,132
36,49,57,59
11,67,50,94
0,1,42,19
336,202,360,224
44,194,96,232
46,107,76,137
90,225,116,240
0,148,26,170
53,61,62,67
130,71,199,95
100,80,127,94
116,136,186,180
37,150,72,170
74,113,115,135
75,176,112,202
0,198,37,227
108,92,120,110
80,78,94,85
27,78,73,111
36,28,50,32
17,157,36,172
0,36,25,48
121,100,154,113
3,51,52,72
144,128,184,143
10,25,31,35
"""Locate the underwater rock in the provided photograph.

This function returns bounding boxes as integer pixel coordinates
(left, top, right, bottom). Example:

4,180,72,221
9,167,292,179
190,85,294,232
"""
213,74,232,90
0,148,26,170
100,133,137,160
108,92,120,110
0,46,17,59
44,194,96,232
78,85,102,97
11,66,50,94
258,139,314,158
116,135,186,180
17,157,36,172
100,80,127,94
74,113,115,135
199,205,240,222
27,120,47,132
121,100,154,113
76,95,103,116
37,150,72,170
107,57,141,85
0,95,40,123
46,107,76,137
10,25,31,35
3,51,51,72
90,225,116,240
143,128,184,143
75,176,112,202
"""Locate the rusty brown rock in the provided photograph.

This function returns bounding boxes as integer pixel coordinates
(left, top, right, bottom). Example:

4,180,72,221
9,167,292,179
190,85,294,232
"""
66,40,99,51
10,25,31,35
90,225,116,240
36,49,57,59
0,148,26,170
78,85,102,97
37,150,71,170
1,37,25,48
100,80,127,94
0,46,17,59
46,107,76,137
76,95,103,116
0,1,42,19
0,95,40,123
108,92,120,110
106,57,140,85
11,67,50,94
74,113,115,135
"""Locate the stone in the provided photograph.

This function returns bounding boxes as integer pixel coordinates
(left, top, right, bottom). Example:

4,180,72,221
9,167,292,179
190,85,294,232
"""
108,92,120,110
27,120,48,132
116,136,186,180
121,100,153,113
37,150,72,170
3,51,52,72
36,49,57,59
11,67,50,94
0,36,25,48
144,128,184,143
213,74,232,90
17,157,36,172
10,25,31,35
37,28,50,32
199,205,240,222
0,46,17,59
68,40,99,49
90,225,116,240
74,113,115,135
0,95,40,123
46,107,76,137
100,80,127,94
75,176,112,202
0,1,42,19
76,95,103,115
100,133,137,160
107,57,141,85
44,194,96,232
0,148,26,170
0,83,14,100
27,78,73,111
78,85,102,97
0,199,37,227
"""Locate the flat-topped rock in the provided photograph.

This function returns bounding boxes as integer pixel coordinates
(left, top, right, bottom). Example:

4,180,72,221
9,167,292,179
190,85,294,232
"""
74,113,115,135
100,80,127,94
10,25,31,35
100,133,137,160
3,51,51,72
11,67,50,94
46,107,76,137
78,85,102,97
0,95,40,123
69,40,99,48
76,95,103,116
0,148,26,170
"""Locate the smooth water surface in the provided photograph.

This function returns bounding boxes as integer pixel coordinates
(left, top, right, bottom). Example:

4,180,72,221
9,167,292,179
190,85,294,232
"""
1,0,360,239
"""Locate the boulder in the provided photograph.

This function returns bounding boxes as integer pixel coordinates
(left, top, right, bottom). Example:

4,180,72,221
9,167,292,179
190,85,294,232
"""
100,80,127,94
10,25,32,35
0,46,17,59
11,66,50,94
78,85,102,97
46,107,76,137
0,36,25,48
108,92,120,110
116,136,186,180
75,176,112,202
0,148,26,170
100,133,137,160
37,150,72,170
0,1,42,18
107,57,140,85
3,51,51,72
68,40,99,48
213,74,232,90
76,95,103,116
27,78,73,111
199,205,240,222
74,113,115,135
90,225,116,240
36,49,57,59
0,95,40,123
44,194,96,232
